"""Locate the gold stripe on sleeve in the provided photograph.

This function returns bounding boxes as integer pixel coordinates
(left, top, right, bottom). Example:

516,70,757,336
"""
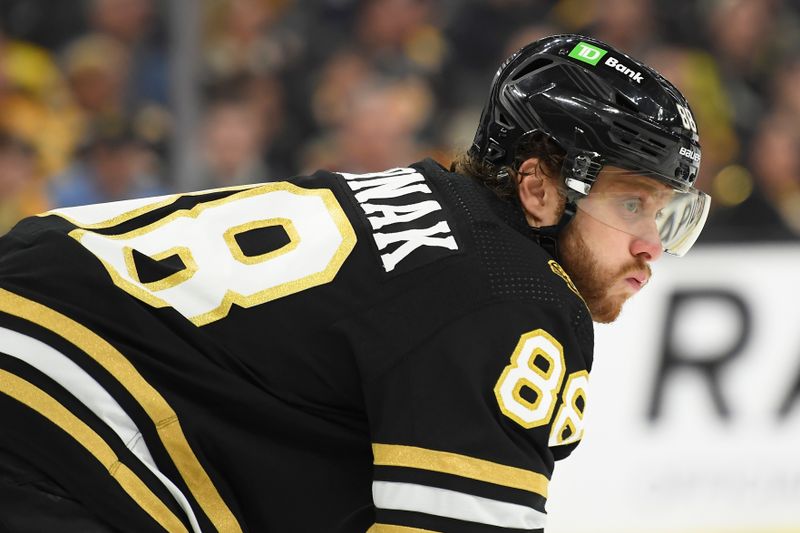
372,443,549,498
0,369,188,533
0,288,241,533
367,525,440,533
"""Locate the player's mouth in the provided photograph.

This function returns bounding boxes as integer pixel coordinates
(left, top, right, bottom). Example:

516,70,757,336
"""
624,272,649,292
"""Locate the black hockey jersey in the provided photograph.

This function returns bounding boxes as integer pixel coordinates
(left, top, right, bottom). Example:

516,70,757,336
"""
0,159,593,532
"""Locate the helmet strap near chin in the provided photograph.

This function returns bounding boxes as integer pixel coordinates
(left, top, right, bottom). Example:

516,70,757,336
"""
528,200,577,259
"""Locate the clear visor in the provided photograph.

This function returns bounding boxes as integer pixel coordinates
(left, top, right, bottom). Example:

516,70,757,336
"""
568,168,711,257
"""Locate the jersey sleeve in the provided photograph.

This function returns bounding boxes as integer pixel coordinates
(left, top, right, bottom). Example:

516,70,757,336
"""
360,299,592,533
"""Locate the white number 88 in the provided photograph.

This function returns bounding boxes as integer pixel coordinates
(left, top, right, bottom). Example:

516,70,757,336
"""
494,328,589,445
55,183,357,325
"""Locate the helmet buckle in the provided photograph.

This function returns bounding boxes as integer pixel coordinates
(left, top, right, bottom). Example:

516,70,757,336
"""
572,154,593,180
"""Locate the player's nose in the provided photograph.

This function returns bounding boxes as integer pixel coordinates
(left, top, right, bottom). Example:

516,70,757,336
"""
630,226,663,262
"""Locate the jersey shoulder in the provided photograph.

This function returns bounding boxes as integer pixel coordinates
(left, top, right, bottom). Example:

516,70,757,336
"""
340,160,593,379
416,159,589,312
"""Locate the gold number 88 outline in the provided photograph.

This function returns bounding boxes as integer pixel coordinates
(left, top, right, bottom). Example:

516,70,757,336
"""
55,183,357,326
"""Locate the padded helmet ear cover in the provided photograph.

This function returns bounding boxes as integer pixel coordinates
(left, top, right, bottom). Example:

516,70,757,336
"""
469,34,701,192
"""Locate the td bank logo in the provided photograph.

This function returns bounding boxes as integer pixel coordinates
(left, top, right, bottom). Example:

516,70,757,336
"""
569,41,644,83
569,42,607,65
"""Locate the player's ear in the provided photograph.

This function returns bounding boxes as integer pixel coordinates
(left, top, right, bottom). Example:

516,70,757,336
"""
517,157,563,228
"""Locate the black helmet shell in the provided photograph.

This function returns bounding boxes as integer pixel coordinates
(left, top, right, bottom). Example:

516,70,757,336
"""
470,34,702,191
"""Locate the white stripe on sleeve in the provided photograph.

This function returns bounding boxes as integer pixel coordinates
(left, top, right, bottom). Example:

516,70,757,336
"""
0,326,202,533
372,480,546,529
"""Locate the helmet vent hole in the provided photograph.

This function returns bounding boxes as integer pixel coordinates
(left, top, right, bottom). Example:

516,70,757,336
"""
614,92,640,114
639,146,660,157
511,58,553,81
611,121,638,136
496,112,513,129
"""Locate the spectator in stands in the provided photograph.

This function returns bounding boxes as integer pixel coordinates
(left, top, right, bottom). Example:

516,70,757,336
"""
770,57,800,124
202,0,301,80
353,0,444,75
704,0,786,144
0,131,49,234
61,34,131,141
197,92,270,188
701,112,800,242
201,0,309,176
50,121,166,207
0,27,78,178
86,0,169,110
583,0,658,57
302,74,433,173
748,113,800,236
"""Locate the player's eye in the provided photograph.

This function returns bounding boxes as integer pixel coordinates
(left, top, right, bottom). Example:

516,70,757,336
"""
620,198,642,216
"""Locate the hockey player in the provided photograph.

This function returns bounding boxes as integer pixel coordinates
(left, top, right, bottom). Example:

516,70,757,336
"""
0,35,709,532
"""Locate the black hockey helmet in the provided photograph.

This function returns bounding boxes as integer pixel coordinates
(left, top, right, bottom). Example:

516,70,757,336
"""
470,34,710,256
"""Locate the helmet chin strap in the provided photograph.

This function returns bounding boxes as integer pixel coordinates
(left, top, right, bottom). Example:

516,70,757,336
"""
528,199,577,260
529,142,598,259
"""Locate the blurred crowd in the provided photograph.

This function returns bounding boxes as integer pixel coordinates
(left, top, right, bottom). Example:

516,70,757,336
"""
0,0,799,244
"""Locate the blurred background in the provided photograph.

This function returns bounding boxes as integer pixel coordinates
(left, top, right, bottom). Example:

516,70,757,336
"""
0,0,799,241
1,1,799,531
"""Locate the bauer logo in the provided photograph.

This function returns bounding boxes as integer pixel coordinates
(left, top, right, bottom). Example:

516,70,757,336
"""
569,42,608,66
679,146,701,163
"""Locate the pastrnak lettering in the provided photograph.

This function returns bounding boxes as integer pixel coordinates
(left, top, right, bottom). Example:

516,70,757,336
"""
340,168,459,272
